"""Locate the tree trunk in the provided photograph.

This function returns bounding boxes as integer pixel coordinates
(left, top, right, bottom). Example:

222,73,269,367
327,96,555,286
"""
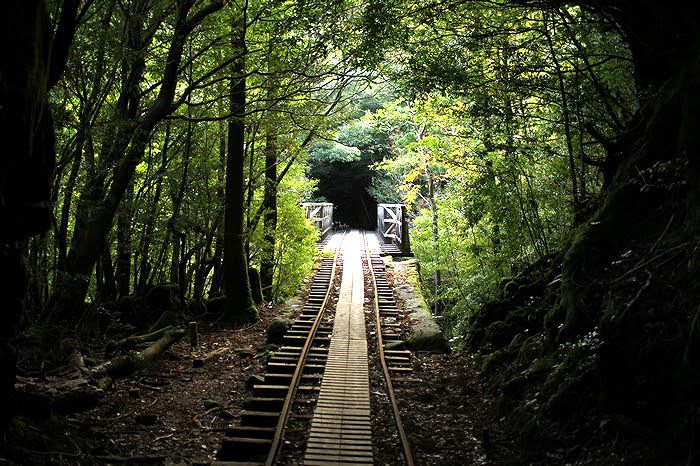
543,13,578,210
0,0,54,431
209,122,227,298
90,328,185,379
57,132,84,270
426,167,442,315
99,242,117,300
260,132,278,301
137,125,170,292
222,20,257,323
46,1,224,322
116,181,134,297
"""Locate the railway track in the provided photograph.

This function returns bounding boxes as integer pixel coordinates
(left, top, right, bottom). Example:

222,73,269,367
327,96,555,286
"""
216,230,414,465
363,232,414,466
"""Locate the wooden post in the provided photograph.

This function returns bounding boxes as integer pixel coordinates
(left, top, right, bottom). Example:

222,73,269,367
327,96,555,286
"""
400,205,411,255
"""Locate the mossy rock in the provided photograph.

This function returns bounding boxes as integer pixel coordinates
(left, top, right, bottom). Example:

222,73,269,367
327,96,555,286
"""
503,280,519,298
406,330,450,353
392,260,450,353
266,317,293,344
515,334,548,366
524,355,555,379
502,374,530,399
144,284,180,310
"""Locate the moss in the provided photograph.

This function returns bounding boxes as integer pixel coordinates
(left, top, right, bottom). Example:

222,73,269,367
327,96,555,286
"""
266,317,292,344
484,320,516,350
396,260,450,353
543,301,565,338
525,354,555,377
206,295,227,314
481,347,514,374
502,280,518,298
515,334,548,366
96,376,113,391
503,374,531,399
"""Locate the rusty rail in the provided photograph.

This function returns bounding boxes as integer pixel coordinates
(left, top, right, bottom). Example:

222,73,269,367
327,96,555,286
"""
364,231,415,466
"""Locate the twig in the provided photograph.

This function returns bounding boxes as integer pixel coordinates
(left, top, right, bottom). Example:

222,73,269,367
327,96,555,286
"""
233,320,261,332
64,432,82,456
26,449,82,457
645,214,674,258
612,242,689,283
193,406,223,421
683,304,700,366
612,270,652,323
104,398,158,421
137,381,164,392
27,433,82,457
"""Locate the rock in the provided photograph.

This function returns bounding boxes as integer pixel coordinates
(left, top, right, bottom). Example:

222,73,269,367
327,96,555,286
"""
192,358,205,368
205,295,227,314
135,413,157,425
266,317,293,344
145,284,180,309
203,399,220,410
389,260,450,353
236,349,255,359
257,343,277,353
128,387,141,398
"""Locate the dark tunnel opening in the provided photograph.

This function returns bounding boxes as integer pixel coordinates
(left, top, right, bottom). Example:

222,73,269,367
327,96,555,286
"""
314,164,377,230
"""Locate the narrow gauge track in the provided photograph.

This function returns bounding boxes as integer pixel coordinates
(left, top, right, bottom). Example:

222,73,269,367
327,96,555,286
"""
217,232,346,465
363,231,415,466
216,230,415,465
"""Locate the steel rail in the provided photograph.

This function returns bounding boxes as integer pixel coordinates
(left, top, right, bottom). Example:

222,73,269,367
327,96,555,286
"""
364,231,415,466
264,231,346,466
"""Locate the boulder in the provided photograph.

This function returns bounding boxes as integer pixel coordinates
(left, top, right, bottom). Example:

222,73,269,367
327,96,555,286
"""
266,317,293,344
390,260,450,353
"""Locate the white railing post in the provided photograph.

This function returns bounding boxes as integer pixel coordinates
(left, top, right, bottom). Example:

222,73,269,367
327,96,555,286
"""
300,202,334,239
376,203,410,254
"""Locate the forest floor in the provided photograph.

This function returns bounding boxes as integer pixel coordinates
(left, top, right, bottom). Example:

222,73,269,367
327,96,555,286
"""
4,310,275,464
3,263,652,464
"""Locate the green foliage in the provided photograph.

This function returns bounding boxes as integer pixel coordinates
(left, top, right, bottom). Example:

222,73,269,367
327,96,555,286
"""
38,0,635,337
359,2,636,333
309,140,361,164
246,164,320,302
272,190,320,299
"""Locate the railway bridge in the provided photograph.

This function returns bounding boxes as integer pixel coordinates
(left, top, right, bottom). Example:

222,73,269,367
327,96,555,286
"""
301,202,412,256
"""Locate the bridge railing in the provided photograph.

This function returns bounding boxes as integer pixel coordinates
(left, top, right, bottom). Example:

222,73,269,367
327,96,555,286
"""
301,202,333,239
377,203,411,255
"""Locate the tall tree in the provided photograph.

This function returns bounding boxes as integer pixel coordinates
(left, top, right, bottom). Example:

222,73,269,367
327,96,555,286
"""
46,0,226,323
0,0,55,429
222,14,257,323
